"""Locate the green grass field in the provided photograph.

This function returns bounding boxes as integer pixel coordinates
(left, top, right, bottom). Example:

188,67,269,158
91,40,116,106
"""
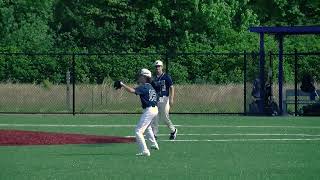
1,115,320,180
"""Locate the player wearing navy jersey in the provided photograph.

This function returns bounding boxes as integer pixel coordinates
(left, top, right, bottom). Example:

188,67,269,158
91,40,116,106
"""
120,69,159,156
151,60,177,140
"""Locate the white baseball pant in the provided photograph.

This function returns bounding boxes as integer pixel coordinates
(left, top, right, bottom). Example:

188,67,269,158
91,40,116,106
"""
152,96,175,136
135,106,159,154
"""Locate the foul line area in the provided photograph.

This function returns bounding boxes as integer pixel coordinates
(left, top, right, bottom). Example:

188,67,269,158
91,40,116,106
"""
2,124,320,129
160,138,320,142
1,123,320,142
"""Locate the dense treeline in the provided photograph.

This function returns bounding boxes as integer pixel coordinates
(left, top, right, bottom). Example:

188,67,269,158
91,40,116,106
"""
0,0,319,84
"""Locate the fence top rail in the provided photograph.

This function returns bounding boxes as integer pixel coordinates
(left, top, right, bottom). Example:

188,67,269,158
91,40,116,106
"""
0,52,247,56
0,52,164,56
0,51,319,56
174,52,246,56
269,52,320,56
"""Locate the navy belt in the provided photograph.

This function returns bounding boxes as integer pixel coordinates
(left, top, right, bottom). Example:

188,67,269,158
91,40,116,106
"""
143,105,156,109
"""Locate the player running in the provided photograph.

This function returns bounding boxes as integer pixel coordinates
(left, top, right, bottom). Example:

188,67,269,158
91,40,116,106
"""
117,69,159,156
151,60,177,140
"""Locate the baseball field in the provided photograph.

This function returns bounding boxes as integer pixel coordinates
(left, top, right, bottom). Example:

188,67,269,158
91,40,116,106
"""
1,114,320,180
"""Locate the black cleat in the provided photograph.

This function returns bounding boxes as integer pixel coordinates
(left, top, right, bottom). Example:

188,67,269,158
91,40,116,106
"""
150,145,159,150
169,129,177,140
154,135,158,140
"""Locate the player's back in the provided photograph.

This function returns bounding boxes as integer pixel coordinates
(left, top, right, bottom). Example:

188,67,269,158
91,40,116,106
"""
135,83,158,109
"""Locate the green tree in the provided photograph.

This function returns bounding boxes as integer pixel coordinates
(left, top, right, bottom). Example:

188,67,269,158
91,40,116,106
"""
0,0,54,52
53,0,147,53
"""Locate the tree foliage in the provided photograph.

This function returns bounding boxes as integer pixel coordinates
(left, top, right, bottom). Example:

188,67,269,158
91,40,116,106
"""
0,0,319,84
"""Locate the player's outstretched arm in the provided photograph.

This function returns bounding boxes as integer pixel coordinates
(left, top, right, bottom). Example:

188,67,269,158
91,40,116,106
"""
121,82,136,94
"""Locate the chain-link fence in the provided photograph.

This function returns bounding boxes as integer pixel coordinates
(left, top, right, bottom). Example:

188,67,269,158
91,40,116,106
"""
168,52,245,114
0,51,319,115
0,53,73,113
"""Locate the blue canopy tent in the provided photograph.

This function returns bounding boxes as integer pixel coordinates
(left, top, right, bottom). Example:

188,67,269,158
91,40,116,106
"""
249,26,320,115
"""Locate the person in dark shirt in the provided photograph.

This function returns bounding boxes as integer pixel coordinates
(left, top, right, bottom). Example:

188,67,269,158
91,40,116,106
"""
151,60,177,140
120,68,159,156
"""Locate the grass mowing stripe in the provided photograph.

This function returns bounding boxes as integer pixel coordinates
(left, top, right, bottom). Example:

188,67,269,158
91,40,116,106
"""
160,138,320,142
156,133,320,136
125,133,320,138
2,123,320,129
0,124,136,127
177,125,320,128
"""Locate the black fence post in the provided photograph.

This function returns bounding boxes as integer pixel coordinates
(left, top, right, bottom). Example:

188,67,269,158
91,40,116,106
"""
165,48,177,74
278,35,284,115
269,51,272,71
165,52,169,74
72,54,76,116
243,51,247,115
268,51,273,92
259,33,266,115
294,49,298,116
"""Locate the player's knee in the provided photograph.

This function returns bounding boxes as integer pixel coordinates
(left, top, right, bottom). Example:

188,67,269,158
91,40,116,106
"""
165,113,170,119
135,131,141,137
135,128,143,136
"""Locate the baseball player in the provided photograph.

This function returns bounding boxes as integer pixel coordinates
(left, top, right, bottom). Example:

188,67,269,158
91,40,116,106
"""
151,60,177,140
116,68,159,156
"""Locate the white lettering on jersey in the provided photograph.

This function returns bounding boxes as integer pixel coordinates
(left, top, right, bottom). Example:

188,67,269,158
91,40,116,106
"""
160,80,166,92
149,89,157,102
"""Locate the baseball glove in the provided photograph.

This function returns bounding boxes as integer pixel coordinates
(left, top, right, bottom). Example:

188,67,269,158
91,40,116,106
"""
113,80,122,90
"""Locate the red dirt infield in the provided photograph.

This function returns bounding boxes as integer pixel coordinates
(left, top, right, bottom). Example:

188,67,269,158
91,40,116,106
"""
0,129,135,146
